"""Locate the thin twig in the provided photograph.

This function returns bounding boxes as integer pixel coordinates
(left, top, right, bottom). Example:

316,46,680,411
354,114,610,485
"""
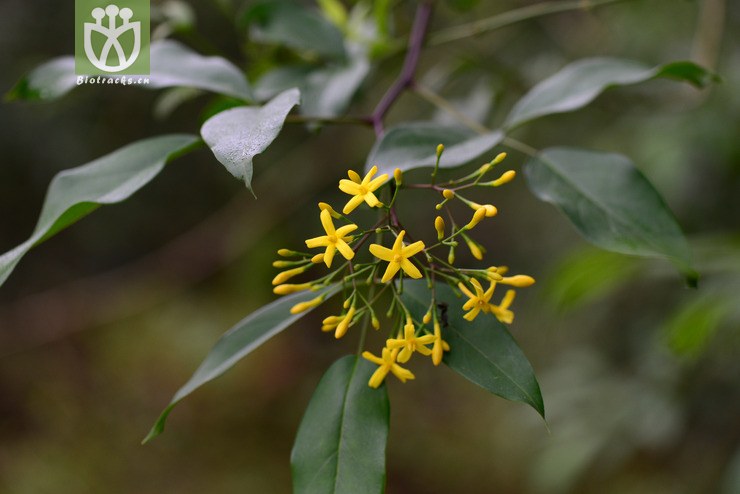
428,0,633,46
371,1,434,137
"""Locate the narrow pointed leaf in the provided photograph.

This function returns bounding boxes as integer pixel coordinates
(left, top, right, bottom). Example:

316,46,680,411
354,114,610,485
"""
200,88,300,192
291,355,389,494
504,58,719,130
524,147,696,284
6,40,252,102
402,281,545,418
366,122,503,176
0,134,200,288
144,284,340,443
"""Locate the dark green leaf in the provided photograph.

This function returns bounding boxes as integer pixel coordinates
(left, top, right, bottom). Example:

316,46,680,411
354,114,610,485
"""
144,284,341,443
0,134,200,288
504,58,719,130
244,1,347,60
525,147,696,283
366,123,503,176
402,281,545,418
200,88,300,193
291,355,389,494
6,40,252,102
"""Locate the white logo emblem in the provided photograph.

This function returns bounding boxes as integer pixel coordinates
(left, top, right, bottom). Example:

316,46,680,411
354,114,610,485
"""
84,4,141,72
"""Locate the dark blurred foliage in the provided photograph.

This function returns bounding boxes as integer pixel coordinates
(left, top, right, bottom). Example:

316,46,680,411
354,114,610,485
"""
1,0,739,493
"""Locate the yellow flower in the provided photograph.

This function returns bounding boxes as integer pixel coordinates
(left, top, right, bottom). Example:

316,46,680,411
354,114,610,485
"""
431,320,450,366
491,290,516,324
386,317,435,363
338,166,388,214
362,347,415,388
369,230,425,283
458,278,496,321
305,209,358,268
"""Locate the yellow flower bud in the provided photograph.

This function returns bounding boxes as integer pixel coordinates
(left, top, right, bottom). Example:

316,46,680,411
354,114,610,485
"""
272,266,308,285
478,163,493,175
272,260,295,268
500,275,536,287
448,245,455,265
273,283,312,295
311,253,324,264
422,311,432,324
466,207,486,230
290,295,325,314
278,249,296,257
434,216,445,240
492,170,516,187
318,202,341,218
335,305,356,339
343,297,351,309
394,168,403,186
442,189,455,200
371,316,380,330
435,203,443,210
486,267,503,281
491,152,507,165
465,237,484,260
483,204,497,217
436,143,445,157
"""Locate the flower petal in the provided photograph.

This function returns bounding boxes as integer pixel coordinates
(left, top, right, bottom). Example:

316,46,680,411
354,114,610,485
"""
305,236,329,248
364,191,380,208
319,209,335,235
380,261,401,283
366,174,389,191
323,245,336,268
335,239,355,260
342,194,365,214
347,170,362,182
402,240,425,258
335,224,358,237
369,243,394,262
400,258,422,279
339,179,362,195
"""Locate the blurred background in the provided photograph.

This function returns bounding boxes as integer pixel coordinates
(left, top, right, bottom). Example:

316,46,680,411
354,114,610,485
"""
1,0,739,492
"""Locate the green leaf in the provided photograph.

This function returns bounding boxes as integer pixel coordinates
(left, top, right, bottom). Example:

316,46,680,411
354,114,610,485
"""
504,58,719,130
6,40,252,102
366,123,503,176
200,88,300,193
0,134,200,288
144,284,341,443
243,1,347,60
664,297,731,357
402,281,545,418
291,355,389,494
524,147,696,284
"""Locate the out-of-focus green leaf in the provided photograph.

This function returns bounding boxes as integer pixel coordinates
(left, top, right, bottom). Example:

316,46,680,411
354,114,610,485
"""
146,40,253,100
144,284,341,443
243,1,347,60
200,88,300,193
0,134,200,288
291,355,389,494
254,48,368,117
366,123,503,176
402,281,545,419
504,58,719,130
525,147,696,284
664,297,731,357
544,248,640,312
318,0,348,30
6,40,252,102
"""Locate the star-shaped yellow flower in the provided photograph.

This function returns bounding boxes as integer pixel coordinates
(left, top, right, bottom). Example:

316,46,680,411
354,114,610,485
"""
458,278,496,321
305,209,357,268
338,166,389,214
386,317,435,363
491,289,516,324
362,347,415,388
369,230,425,283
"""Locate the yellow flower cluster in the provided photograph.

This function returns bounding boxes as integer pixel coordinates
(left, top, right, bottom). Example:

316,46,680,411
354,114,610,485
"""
272,147,534,388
